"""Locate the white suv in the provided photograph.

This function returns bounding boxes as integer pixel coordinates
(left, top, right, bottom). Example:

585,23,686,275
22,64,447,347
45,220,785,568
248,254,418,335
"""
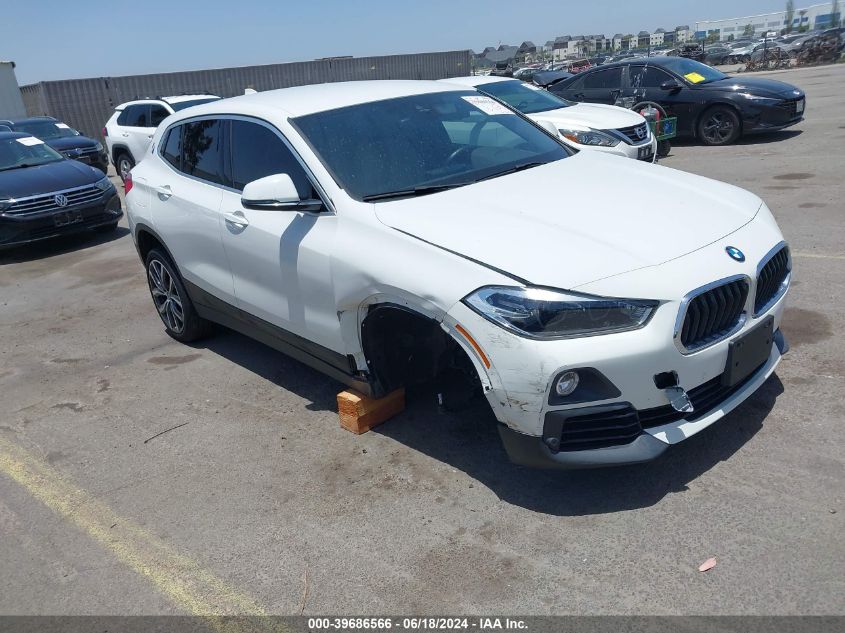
103,94,220,180
125,81,790,469
442,76,658,161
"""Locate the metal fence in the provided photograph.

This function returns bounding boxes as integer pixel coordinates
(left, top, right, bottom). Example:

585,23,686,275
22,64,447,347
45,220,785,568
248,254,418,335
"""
20,50,472,141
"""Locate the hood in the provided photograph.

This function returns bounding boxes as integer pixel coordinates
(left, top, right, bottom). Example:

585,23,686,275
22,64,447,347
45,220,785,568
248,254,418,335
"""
0,159,102,200
706,76,804,98
530,103,645,130
374,152,762,290
45,136,100,152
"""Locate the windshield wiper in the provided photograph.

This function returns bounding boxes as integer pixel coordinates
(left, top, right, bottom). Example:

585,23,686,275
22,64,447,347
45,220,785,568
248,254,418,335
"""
362,182,472,202
477,161,546,182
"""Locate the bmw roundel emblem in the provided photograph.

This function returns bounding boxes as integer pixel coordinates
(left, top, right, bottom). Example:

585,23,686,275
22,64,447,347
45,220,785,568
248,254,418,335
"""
725,246,745,262
54,194,68,207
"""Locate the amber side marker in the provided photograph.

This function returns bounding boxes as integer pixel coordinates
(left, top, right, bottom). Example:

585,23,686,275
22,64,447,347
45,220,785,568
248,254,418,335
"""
455,323,491,369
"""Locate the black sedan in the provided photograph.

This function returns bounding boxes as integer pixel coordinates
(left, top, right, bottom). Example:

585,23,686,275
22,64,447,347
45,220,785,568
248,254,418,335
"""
548,57,805,145
0,116,109,172
0,131,122,251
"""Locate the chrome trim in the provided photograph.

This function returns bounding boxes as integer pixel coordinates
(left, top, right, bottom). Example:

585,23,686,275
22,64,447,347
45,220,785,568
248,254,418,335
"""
673,274,752,355
753,240,791,318
2,183,106,217
604,123,651,146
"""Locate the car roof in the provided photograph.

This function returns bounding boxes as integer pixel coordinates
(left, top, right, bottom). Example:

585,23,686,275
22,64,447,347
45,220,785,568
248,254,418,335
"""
172,80,468,119
0,131,31,141
0,116,57,126
115,94,220,109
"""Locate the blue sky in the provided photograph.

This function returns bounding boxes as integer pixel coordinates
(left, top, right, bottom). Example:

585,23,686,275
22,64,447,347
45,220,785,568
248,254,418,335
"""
8,0,787,84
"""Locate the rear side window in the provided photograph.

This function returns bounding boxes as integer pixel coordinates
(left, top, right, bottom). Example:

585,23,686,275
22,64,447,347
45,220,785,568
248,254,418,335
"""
629,66,673,89
229,120,313,197
161,125,182,170
117,104,150,127
182,119,224,185
150,105,170,127
582,67,623,89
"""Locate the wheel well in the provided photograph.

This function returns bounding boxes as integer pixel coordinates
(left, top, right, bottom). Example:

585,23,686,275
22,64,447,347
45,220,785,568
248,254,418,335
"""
361,304,482,407
135,228,166,263
111,145,132,165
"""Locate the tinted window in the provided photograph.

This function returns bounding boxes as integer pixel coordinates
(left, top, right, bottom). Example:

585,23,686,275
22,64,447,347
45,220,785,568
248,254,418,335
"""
629,66,674,88
150,106,170,127
161,125,181,170
292,91,568,201
118,105,149,127
582,67,623,89
554,75,585,92
182,119,224,184
479,80,573,114
230,120,313,197
169,98,221,112
658,58,727,83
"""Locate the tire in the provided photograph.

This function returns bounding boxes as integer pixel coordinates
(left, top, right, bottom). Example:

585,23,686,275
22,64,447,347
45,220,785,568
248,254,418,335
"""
116,152,134,182
697,105,741,146
145,248,213,342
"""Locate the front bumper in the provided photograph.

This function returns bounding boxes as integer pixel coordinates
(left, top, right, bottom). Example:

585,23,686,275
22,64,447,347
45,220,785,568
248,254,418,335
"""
0,192,122,251
743,97,805,134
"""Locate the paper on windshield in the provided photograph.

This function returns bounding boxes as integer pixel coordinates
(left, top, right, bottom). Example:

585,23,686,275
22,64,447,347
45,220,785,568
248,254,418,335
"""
461,95,512,115
55,123,70,129
684,72,706,84
16,136,44,146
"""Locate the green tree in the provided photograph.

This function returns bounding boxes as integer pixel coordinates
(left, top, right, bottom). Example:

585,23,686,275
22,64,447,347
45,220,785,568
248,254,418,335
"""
743,23,755,36
785,0,795,32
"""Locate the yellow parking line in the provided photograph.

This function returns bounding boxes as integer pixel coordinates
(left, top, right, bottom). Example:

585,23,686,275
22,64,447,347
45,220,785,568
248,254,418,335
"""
792,252,845,260
0,435,287,633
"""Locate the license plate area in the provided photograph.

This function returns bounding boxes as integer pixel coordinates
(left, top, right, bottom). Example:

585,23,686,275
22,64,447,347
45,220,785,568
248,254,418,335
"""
722,316,774,387
637,146,653,160
54,210,83,227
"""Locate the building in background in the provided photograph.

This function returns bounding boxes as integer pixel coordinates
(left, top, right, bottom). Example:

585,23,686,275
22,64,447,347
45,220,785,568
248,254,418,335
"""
0,61,26,119
695,3,840,41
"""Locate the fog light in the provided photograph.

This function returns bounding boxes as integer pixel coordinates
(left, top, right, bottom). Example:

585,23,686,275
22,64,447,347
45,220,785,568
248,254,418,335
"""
555,371,580,397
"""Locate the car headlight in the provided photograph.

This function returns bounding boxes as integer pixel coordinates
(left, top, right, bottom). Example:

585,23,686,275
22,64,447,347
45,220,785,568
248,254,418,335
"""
94,141,104,151
463,286,658,340
558,127,620,147
739,93,781,104
95,176,114,191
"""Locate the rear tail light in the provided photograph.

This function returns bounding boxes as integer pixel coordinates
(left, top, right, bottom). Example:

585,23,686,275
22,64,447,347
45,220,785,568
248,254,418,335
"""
102,127,108,137
124,172,133,193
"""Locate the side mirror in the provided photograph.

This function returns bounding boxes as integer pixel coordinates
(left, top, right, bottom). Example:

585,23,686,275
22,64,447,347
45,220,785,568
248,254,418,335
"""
660,80,683,91
241,173,323,212
535,119,560,137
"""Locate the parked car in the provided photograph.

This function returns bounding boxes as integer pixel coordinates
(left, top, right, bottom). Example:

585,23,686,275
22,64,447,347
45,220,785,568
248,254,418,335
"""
704,46,734,65
549,57,805,145
531,70,574,88
104,94,220,181
489,61,514,77
512,67,542,82
675,44,706,62
567,58,593,73
0,116,108,172
126,81,790,469
0,131,122,250
442,76,657,162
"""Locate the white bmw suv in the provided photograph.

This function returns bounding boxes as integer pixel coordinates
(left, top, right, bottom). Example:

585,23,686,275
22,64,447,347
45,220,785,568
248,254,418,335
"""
126,81,790,469
442,76,658,162
103,94,220,180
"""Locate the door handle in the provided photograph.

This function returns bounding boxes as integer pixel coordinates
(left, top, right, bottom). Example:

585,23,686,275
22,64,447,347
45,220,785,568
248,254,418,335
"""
121,133,129,137
154,185,172,199
223,211,249,228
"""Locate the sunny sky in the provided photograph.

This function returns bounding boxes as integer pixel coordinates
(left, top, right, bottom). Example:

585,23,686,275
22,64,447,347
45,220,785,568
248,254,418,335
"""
7,0,797,84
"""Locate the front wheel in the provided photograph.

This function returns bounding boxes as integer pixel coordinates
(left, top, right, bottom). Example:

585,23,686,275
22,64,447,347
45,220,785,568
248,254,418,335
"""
145,249,213,342
697,106,741,146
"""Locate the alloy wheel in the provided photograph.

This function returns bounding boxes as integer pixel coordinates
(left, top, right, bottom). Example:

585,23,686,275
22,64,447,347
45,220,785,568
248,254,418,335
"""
702,112,735,144
148,259,185,333
119,158,132,180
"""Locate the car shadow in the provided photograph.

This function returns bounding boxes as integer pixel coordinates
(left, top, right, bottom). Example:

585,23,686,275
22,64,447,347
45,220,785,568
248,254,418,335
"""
193,324,785,515
0,226,130,264
374,375,784,516
671,129,803,147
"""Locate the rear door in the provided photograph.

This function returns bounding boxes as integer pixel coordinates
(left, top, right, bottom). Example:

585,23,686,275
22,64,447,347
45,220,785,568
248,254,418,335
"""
149,118,235,303
118,104,157,162
551,66,623,104
627,64,698,135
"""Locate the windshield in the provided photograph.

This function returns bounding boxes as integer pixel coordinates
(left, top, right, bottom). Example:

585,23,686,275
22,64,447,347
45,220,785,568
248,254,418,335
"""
0,137,64,171
478,79,573,114
14,120,80,140
168,98,220,112
292,90,569,201
659,58,727,84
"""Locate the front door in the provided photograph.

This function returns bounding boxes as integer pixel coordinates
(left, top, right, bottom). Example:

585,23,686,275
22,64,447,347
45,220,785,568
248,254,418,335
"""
627,65,697,136
218,118,344,355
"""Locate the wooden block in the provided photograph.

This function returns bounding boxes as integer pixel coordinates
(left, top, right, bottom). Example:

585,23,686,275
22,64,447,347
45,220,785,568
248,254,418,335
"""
337,388,405,434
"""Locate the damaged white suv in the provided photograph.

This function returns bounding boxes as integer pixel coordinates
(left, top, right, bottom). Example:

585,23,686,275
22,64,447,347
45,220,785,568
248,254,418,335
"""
126,81,790,469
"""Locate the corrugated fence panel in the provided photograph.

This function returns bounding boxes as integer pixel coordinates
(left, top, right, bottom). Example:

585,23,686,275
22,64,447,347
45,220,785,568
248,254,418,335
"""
21,50,471,141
